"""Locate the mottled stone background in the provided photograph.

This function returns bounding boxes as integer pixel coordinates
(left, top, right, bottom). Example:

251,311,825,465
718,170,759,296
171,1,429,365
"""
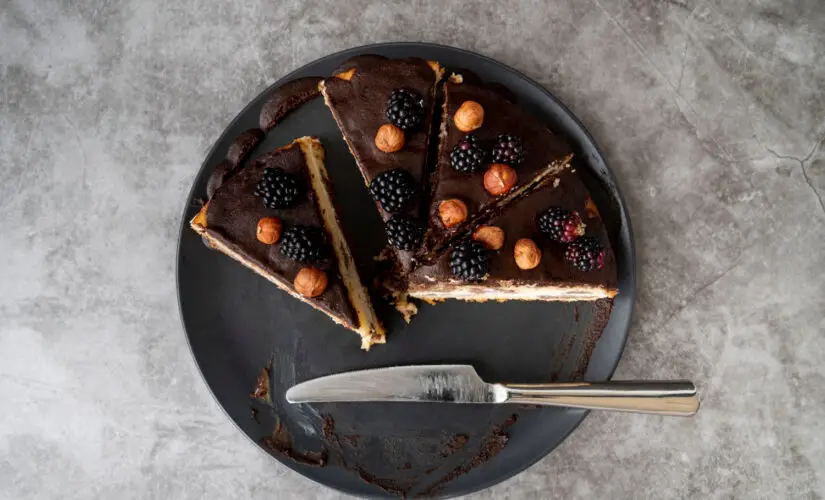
2,0,824,498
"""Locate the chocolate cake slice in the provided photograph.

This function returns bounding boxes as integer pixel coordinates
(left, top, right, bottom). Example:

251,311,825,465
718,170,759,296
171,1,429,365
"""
191,137,385,349
408,163,618,302
422,73,574,257
320,56,444,272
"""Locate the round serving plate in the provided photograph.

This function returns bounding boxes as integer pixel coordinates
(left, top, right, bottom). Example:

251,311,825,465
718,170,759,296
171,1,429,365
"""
177,42,635,498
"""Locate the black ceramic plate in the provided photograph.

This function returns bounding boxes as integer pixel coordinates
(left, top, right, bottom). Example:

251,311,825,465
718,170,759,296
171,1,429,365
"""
177,43,635,498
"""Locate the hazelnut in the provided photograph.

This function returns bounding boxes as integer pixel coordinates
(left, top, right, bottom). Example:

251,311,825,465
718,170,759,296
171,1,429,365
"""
294,267,328,298
438,199,468,228
375,124,405,153
454,101,484,132
256,217,282,244
514,238,542,270
484,164,517,196
585,197,601,219
472,225,505,250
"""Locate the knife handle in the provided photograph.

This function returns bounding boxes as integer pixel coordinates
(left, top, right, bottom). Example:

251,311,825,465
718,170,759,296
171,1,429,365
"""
501,381,699,416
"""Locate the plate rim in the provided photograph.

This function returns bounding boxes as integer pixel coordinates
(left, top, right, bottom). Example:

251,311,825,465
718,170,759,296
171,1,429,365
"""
175,41,636,498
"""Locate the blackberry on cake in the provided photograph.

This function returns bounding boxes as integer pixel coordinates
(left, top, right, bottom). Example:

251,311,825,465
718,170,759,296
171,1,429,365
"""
369,169,418,213
450,134,487,173
538,207,585,243
449,239,492,281
320,57,443,277
280,225,328,262
386,88,426,131
385,215,424,251
491,134,526,166
255,167,304,208
565,236,605,272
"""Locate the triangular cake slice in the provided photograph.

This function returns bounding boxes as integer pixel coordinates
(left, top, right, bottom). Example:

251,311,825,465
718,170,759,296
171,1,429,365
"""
421,72,574,257
320,56,444,272
408,163,618,301
191,137,385,349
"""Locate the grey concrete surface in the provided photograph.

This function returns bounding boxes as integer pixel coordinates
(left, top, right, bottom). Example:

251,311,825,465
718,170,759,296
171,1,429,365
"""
2,0,824,498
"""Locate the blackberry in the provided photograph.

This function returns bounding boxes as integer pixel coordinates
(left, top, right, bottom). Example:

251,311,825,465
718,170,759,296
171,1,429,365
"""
491,134,526,166
564,236,605,272
369,169,417,213
255,167,303,209
449,239,492,281
385,215,424,251
386,88,426,131
450,134,487,173
280,225,327,262
538,207,585,243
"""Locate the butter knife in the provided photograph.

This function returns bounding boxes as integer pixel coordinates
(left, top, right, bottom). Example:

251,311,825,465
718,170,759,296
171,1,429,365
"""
286,365,699,416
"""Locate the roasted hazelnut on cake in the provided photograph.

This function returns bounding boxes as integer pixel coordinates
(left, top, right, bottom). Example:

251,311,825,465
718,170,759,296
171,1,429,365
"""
472,225,505,250
375,124,405,153
483,164,517,196
439,199,468,228
294,267,328,297
454,101,484,132
256,217,282,244
514,238,542,270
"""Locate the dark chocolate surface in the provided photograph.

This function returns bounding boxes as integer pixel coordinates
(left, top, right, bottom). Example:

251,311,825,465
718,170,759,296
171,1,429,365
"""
322,57,440,270
226,128,265,166
331,54,389,75
259,77,323,131
205,159,235,200
424,80,574,253
204,144,358,328
413,164,618,289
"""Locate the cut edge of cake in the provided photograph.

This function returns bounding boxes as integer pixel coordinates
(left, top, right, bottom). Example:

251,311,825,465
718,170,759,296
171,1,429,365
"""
407,281,618,302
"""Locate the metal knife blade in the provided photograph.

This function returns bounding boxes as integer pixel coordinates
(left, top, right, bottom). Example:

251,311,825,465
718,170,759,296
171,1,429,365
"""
285,365,507,404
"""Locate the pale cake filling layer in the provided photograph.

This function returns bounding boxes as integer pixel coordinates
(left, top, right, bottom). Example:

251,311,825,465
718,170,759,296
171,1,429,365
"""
297,137,386,349
408,283,616,302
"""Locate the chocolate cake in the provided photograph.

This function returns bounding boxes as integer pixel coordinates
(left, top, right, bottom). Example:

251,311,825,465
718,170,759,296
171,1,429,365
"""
422,73,574,256
408,163,619,302
191,137,385,349
320,56,444,272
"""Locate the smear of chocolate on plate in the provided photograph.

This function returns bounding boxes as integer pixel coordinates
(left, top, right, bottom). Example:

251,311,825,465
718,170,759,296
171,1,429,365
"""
570,298,613,380
355,468,415,498
419,414,519,497
261,419,327,468
439,434,468,458
250,367,271,403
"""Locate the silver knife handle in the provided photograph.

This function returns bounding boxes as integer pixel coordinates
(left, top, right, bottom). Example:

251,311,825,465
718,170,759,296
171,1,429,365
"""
501,381,699,416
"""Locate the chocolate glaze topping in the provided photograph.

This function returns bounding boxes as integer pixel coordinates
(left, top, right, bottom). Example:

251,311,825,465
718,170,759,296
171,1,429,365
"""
258,77,322,131
322,57,440,271
423,79,574,255
204,144,358,327
411,164,618,290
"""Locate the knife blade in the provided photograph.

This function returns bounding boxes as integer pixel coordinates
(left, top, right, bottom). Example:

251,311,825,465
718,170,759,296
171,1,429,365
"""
285,364,700,416
285,365,506,404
